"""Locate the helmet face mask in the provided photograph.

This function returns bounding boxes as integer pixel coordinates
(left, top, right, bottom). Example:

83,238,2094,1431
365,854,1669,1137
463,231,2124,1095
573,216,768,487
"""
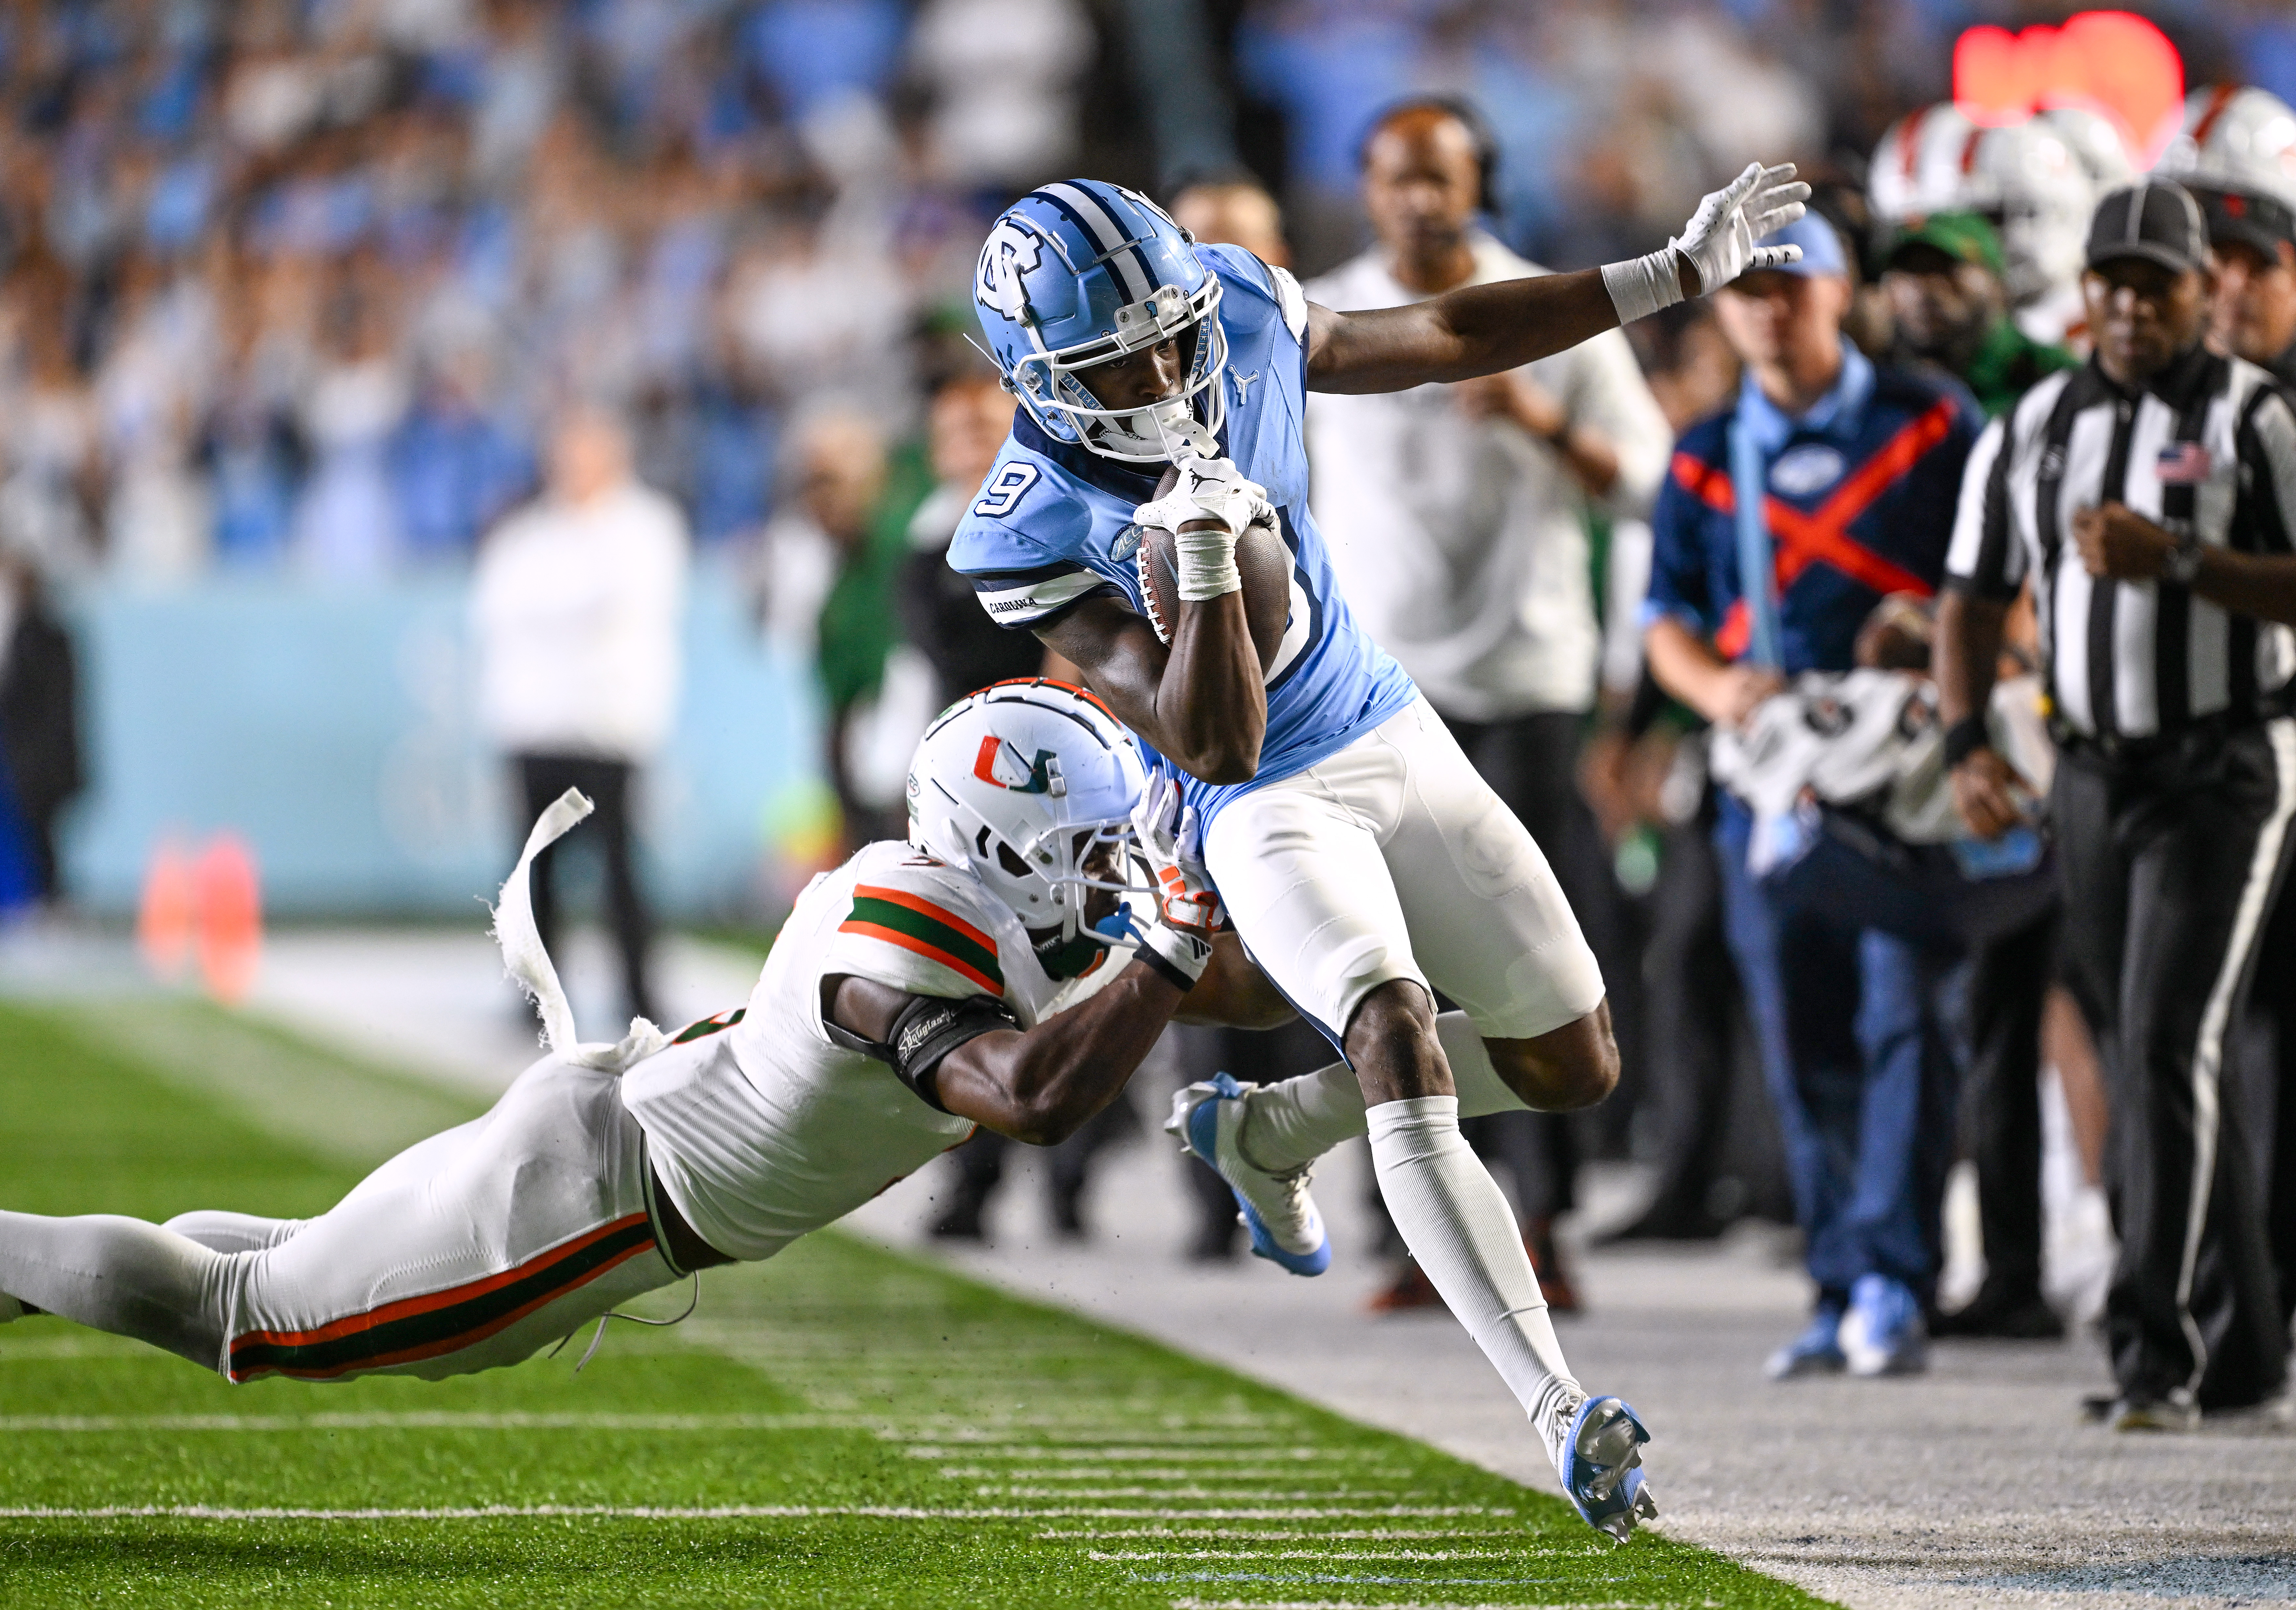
906,680,1155,978
1012,282,1228,463
976,181,1231,465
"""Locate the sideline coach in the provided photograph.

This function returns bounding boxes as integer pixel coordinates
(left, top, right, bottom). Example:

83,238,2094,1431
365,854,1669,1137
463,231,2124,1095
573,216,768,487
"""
1938,181,2296,1430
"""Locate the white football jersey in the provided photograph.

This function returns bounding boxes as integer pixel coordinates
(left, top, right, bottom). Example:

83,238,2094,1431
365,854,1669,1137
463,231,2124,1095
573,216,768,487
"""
619,840,1130,1262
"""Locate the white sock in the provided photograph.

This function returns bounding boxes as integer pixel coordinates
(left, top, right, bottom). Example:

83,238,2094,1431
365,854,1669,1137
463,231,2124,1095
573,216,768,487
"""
1238,1012,1524,1174
1367,1096,1581,1440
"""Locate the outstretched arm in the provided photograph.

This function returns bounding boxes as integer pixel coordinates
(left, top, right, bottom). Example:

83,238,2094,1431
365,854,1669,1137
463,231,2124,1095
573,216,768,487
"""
827,961,1185,1145
1306,162,1808,395
827,937,1289,1144
1306,269,1647,395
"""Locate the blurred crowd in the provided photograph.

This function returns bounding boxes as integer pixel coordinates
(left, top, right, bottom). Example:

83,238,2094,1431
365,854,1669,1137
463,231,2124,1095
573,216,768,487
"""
0,0,2276,592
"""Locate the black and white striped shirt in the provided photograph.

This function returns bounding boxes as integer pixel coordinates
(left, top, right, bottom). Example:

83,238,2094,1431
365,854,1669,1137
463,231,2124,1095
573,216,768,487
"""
1946,346,2296,739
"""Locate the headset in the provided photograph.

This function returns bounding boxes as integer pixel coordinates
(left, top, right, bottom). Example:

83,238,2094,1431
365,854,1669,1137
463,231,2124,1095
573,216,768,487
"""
1356,94,1500,216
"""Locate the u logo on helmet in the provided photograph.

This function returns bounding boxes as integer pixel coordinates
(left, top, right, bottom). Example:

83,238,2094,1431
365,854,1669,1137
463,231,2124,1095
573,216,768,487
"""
976,221,1044,321
973,736,1067,796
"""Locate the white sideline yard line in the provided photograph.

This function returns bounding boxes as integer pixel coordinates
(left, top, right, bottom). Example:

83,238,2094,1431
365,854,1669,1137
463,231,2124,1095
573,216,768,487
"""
2,1504,1513,1522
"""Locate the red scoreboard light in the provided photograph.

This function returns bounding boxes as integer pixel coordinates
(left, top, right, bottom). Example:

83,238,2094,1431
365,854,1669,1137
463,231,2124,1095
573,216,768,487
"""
1955,10,2185,164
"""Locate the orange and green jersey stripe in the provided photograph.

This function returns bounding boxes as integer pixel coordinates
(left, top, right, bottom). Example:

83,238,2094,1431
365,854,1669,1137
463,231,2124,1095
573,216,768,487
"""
841,884,1005,996
227,1213,659,1382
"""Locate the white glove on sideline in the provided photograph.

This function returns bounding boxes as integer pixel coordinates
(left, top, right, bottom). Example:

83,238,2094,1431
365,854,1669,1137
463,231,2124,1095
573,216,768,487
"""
1600,161,1811,325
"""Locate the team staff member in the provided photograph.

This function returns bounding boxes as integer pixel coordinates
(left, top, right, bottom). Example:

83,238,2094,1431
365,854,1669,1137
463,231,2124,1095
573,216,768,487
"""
1940,181,2296,1430
1644,214,1981,1381
1307,99,1673,1312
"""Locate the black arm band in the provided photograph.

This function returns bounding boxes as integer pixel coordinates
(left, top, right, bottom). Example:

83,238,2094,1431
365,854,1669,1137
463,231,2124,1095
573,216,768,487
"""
878,993,1022,1113
1942,714,1992,769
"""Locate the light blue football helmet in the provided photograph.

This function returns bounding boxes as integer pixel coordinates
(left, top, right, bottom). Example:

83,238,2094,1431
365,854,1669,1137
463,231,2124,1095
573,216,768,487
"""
973,180,1228,464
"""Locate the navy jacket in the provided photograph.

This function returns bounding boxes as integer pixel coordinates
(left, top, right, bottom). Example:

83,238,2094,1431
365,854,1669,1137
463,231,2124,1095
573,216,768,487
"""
1646,345,1981,674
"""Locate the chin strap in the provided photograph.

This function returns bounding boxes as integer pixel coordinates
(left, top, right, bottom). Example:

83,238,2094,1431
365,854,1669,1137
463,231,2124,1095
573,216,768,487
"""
491,788,669,1073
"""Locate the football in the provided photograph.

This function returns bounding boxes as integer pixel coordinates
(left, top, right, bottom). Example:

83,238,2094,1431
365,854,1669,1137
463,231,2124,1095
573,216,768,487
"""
1134,464,1292,671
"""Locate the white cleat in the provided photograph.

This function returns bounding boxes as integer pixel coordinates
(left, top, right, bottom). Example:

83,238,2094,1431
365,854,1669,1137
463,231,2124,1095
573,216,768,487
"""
1166,1073,1331,1276
1547,1391,1659,1545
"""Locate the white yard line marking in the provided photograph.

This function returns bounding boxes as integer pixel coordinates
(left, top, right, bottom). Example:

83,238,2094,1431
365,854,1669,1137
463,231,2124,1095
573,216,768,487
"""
1040,1530,1527,1542
1092,1549,1516,1561
902,1446,1324,1460
941,1468,1398,1482
2,1505,1511,1522
970,1488,1398,1501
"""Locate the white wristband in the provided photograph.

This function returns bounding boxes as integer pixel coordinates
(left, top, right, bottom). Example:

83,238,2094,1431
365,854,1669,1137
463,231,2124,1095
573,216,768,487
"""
1139,918,1212,985
1601,248,1686,327
1174,524,1242,602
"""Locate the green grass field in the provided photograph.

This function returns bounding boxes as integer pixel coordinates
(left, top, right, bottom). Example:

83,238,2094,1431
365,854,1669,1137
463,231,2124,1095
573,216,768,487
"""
0,997,1832,1608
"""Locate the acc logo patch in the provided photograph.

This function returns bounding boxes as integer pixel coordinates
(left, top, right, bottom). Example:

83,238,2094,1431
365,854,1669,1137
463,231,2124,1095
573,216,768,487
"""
976,220,1044,321
1110,524,1143,564
1770,443,1845,497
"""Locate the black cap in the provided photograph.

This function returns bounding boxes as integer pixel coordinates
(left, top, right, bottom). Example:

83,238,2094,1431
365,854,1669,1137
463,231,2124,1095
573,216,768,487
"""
2189,183,2296,260
2086,180,2209,275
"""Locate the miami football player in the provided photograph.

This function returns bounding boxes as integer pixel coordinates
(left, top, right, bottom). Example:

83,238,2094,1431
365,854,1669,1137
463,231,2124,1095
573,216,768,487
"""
0,682,1278,1390
948,164,1807,1541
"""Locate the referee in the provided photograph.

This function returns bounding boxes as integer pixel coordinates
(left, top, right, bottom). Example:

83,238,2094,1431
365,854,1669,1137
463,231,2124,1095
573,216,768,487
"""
1938,180,2296,1430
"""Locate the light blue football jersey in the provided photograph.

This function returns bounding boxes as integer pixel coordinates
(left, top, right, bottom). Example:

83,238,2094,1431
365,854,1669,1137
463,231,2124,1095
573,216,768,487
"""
946,245,1418,826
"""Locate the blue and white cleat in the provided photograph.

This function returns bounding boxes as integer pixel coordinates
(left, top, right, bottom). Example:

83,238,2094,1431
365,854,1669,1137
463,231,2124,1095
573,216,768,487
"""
1167,1073,1331,1276
1555,1394,1659,1544
1839,1273,1927,1377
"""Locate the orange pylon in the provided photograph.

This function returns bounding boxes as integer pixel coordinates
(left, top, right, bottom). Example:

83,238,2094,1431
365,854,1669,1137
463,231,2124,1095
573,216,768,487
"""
194,835,262,1005
137,836,196,982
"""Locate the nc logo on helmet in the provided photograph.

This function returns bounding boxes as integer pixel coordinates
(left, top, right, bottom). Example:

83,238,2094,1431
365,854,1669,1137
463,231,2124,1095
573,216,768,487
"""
976,220,1044,322
974,735,1066,795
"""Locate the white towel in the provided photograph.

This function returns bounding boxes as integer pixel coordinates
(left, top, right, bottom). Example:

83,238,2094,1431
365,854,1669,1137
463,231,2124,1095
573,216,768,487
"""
490,787,668,1073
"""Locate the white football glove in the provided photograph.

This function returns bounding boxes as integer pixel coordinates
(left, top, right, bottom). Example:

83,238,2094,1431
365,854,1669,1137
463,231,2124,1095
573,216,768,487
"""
1130,774,1221,987
1674,161,1810,291
1600,161,1811,325
1131,455,1276,602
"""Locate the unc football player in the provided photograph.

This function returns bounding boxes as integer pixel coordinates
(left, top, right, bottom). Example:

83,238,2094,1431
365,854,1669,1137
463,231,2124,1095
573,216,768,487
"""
948,164,1807,1541
0,683,1280,1391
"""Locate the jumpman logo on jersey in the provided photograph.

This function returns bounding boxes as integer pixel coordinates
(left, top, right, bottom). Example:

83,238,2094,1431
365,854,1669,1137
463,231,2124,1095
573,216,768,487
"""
1231,368,1261,405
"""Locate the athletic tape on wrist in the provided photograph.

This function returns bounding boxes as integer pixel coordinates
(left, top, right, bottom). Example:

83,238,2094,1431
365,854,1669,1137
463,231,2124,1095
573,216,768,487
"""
1601,249,1684,327
1174,524,1242,601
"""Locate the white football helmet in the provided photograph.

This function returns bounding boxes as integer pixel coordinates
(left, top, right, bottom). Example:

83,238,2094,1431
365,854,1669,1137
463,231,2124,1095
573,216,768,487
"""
2155,84,2296,211
907,678,1149,975
2036,105,2137,194
1869,103,2094,308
